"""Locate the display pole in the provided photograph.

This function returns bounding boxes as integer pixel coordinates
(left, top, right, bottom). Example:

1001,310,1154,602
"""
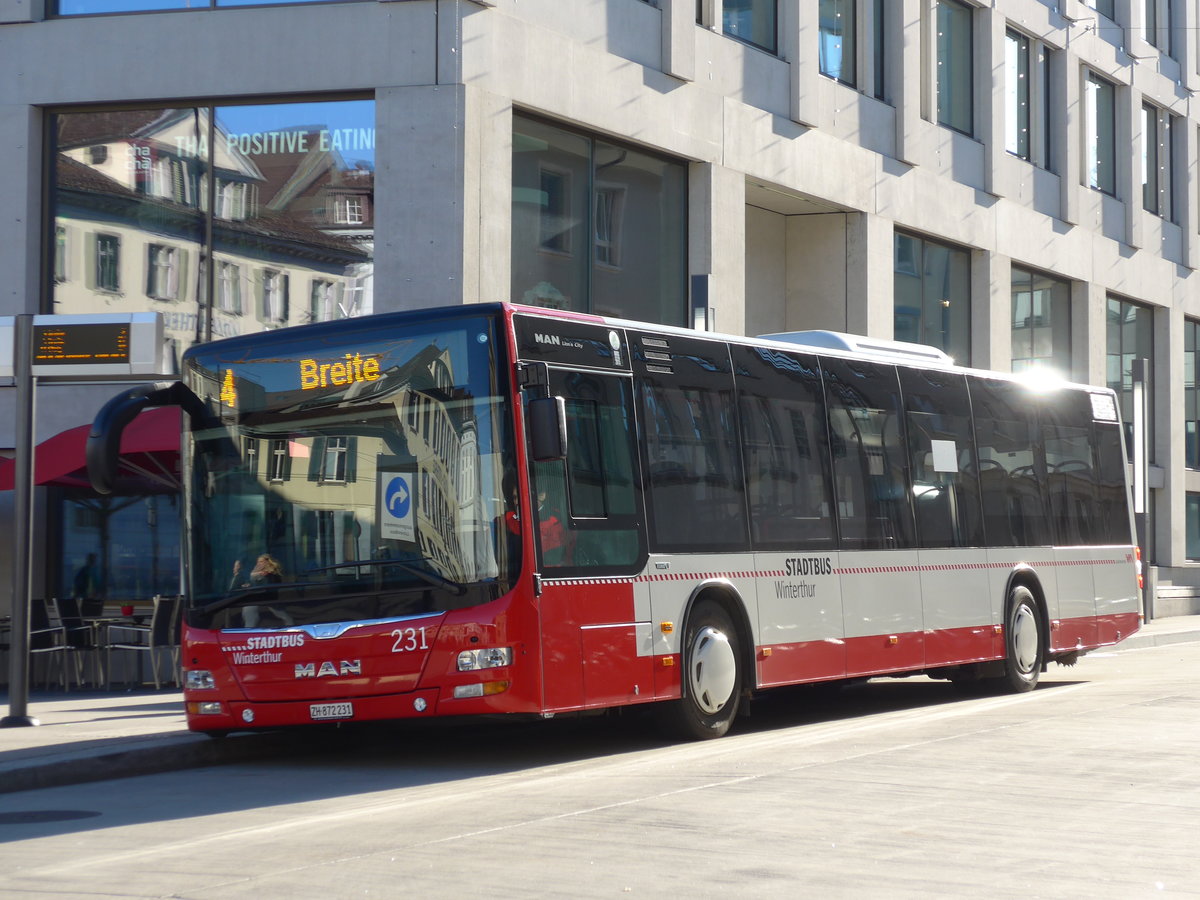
2,314,40,727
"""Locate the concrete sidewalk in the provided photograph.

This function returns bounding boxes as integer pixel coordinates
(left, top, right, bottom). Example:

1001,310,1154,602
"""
2,614,1198,796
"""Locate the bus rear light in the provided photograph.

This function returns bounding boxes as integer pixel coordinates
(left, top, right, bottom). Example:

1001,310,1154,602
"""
1136,546,1145,589
185,669,216,690
453,681,510,699
457,647,513,671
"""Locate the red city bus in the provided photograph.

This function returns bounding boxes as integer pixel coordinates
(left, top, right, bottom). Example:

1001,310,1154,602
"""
88,303,1141,738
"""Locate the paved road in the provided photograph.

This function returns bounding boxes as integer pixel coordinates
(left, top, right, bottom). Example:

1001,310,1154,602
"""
1,641,1197,898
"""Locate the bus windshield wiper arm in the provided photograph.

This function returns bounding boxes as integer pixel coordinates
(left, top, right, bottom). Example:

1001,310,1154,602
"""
304,558,467,595
196,583,308,617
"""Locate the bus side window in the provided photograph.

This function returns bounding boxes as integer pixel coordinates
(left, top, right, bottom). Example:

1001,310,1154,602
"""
899,368,983,549
822,358,914,550
968,376,1052,547
536,371,644,573
731,344,834,550
636,335,748,554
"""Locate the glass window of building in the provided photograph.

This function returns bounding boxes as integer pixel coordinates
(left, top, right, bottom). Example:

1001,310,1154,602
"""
722,0,778,54
1005,29,1052,168
512,115,686,326
1106,295,1154,455
1142,104,1177,221
873,0,887,101
1085,70,1117,194
893,232,971,364
1086,0,1115,18
1189,494,1200,559
1010,267,1071,376
58,494,181,604
55,0,344,12
1145,0,1175,56
48,98,373,605
936,0,974,135
1186,319,1200,468
819,0,856,86
52,98,375,356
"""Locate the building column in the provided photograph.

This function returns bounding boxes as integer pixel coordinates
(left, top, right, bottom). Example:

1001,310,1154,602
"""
894,0,927,166
1053,39,1079,226
1155,302,1183,567
1125,81,1143,251
1181,103,1200,270
1079,280,1108,388
844,212,894,339
689,162,745,335
466,90,512,305
980,3,1006,198
973,251,1010,371
374,85,471,311
661,0,696,83
781,0,818,127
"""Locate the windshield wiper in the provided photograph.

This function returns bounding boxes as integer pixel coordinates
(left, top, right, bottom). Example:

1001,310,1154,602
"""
303,558,467,596
195,583,307,617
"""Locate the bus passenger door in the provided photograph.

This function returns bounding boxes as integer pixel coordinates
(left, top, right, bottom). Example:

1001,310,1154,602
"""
528,369,650,712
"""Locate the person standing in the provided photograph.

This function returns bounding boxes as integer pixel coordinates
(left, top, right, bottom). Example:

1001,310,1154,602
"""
73,552,102,618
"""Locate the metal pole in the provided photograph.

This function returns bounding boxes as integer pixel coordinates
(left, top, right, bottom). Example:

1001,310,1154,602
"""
2,314,40,727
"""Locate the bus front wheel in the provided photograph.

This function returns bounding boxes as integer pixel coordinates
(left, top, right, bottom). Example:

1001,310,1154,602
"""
660,600,743,740
996,586,1044,693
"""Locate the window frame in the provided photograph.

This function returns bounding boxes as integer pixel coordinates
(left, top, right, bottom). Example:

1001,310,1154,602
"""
1005,27,1052,169
1084,69,1117,196
1010,265,1072,376
819,0,858,87
1185,318,1200,469
1142,102,1178,222
934,0,975,136
94,233,121,293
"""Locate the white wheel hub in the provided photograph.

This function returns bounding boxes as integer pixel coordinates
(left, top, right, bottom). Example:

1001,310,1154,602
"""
1012,603,1039,675
688,625,737,714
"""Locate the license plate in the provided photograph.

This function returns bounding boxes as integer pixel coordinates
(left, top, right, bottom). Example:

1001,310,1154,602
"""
309,702,353,721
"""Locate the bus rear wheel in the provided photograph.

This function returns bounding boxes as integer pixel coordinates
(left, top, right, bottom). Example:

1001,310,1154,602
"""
660,600,743,740
995,586,1044,693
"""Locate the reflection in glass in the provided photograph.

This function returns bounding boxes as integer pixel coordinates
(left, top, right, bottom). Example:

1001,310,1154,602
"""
56,0,342,12
52,99,375,364
185,315,516,629
1010,266,1070,376
511,115,686,326
58,492,181,603
893,232,971,365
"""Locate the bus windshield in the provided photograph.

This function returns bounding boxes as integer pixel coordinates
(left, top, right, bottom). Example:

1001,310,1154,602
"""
183,314,517,630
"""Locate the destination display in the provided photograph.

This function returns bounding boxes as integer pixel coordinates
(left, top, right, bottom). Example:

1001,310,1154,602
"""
32,322,130,366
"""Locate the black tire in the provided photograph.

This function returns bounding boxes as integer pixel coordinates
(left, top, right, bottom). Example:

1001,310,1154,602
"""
660,600,743,740
995,585,1044,693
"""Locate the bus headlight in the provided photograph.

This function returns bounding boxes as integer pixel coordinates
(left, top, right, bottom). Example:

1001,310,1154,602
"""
456,647,513,671
186,669,216,690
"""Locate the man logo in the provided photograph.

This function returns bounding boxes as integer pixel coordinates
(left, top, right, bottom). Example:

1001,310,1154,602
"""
295,660,362,678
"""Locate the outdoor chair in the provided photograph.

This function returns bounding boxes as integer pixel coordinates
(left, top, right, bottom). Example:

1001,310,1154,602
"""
50,596,106,688
29,598,76,690
105,595,181,690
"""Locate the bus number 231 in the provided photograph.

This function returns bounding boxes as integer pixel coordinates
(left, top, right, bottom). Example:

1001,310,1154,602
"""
391,627,430,653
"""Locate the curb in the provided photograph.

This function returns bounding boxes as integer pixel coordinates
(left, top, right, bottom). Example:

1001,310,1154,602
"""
0,729,299,796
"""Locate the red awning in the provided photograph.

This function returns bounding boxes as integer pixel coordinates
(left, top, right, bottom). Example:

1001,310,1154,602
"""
0,406,181,492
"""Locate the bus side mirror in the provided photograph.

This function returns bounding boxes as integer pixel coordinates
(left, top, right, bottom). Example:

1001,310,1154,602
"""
529,396,568,461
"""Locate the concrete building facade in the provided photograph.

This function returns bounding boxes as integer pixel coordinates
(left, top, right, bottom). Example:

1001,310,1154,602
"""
1,0,1198,615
